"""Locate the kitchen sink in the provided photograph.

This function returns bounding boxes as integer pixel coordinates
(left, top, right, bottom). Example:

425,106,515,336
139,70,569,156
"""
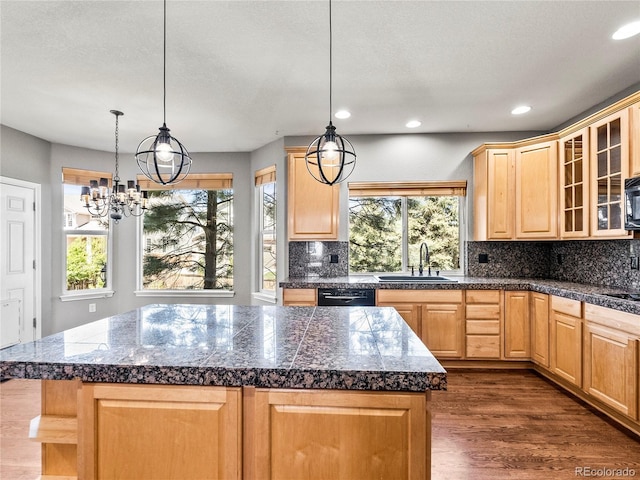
376,275,457,283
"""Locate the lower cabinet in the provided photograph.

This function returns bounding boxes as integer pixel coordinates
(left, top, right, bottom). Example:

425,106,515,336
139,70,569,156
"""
244,388,429,480
377,290,464,358
550,296,583,387
530,292,550,367
583,304,639,420
504,291,530,358
465,290,502,359
283,288,316,306
79,384,242,480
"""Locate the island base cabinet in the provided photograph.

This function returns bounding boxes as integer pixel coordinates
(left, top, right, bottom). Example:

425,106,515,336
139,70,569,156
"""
244,388,430,480
79,384,242,480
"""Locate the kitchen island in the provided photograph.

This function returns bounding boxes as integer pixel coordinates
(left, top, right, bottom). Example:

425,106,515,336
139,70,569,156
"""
0,304,446,480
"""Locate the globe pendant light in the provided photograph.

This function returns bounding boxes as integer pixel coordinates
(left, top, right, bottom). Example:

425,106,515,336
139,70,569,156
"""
304,0,356,186
135,0,192,185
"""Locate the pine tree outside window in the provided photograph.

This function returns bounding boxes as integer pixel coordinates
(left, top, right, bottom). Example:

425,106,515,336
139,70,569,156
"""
255,166,276,296
348,181,466,274
137,174,234,292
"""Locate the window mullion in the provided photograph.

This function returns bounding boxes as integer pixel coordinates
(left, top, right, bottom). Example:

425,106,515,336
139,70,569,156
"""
401,197,408,272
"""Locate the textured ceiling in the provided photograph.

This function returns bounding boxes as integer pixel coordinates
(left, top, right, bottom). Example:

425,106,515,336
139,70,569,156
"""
1,0,639,153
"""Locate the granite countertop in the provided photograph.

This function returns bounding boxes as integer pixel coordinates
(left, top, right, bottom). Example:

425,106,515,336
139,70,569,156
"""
0,304,446,392
280,276,640,316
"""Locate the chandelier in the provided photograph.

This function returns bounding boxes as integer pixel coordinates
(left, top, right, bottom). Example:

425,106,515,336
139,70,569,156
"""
304,0,356,186
81,110,147,223
135,0,192,185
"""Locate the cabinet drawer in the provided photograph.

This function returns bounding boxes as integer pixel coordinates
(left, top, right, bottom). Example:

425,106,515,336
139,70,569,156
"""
283,289,316,305
377,289,462,304
465,290,501,304
466,335,500,358
466,304,500,319
551,295,581,317
466,320,500,335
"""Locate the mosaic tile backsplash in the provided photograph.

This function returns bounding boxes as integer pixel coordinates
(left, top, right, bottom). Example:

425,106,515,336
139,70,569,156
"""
467,239,640,290
289,241,349,277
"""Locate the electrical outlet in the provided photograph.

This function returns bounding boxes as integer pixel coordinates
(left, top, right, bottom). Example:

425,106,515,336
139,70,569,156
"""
330,254,339,264
89,303,96,313
478,254,489,264
631,257,639,270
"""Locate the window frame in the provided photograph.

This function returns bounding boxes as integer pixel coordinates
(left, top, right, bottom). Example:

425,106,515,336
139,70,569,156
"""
60,168,114,301
347,181,467,275
255,165,277,302
135,173,235,298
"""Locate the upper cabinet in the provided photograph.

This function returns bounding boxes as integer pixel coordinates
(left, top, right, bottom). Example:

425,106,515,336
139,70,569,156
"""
472,91,639,241
286,147,339,240
515,140,558,239
473,137,558,240
589,109,630,238
559,128,590,238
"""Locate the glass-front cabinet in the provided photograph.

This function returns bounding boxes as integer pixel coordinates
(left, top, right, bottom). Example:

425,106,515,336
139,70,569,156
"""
589,109,630,237
560,128,589,238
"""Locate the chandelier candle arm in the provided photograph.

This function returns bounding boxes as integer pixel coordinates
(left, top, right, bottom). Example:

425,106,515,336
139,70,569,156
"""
135,0,192,186
304,0,356,186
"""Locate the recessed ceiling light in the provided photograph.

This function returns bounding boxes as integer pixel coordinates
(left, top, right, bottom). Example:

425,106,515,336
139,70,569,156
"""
335,110,351,119
612,20,640,40
406,120,422,128
511,105,532,115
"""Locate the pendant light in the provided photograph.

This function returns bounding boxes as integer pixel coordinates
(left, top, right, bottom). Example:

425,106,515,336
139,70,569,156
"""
135,0,192,186
304,0,356,186
81,110,148,223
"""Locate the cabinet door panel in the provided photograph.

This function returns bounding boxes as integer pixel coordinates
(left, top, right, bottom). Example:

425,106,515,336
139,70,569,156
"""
487,149,515,239
504,291,530,358
421,303,464,358
551,312,582,387
247,389,428,480
515,141,558,238
530,293,550,367
583,323,638,419
560,129,590,238
80,384,241,480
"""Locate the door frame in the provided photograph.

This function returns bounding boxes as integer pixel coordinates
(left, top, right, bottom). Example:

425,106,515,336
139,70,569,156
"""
1,176,42,340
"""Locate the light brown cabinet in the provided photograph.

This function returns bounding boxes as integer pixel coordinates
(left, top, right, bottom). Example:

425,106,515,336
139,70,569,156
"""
464,290,502,359
559,128,590,238
282,288,316,306
377,290,464,359
589,109,630,237
286,147,339,240
550,296,583,387
515,141,559,239
504,291,530,359
530,292,550,367
473,148,515,240
583,304,639,420
79,384,242,479
631,101,640,176
245,388,429,480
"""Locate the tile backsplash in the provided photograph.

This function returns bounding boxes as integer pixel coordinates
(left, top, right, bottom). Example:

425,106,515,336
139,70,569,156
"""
289,241,349,277
467,239,640,290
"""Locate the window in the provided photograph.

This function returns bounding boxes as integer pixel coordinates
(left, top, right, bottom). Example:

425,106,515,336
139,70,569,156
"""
348,181,466,274
62,168,112,295
138,174,234,292
256,166,276,294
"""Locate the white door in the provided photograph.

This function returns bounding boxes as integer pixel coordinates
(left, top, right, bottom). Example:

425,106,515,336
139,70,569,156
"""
0,179,39,343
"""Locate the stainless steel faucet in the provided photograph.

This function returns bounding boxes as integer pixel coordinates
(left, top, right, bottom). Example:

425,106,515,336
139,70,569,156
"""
419,242,431,276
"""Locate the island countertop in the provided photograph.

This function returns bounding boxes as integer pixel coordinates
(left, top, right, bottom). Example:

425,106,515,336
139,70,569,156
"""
0,304,446,392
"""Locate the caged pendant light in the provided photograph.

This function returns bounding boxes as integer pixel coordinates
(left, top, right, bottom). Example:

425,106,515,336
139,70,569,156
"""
304,0,356,186
135,0,192,186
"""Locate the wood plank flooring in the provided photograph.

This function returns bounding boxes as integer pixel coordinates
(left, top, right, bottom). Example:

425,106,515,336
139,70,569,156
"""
0,371,638,480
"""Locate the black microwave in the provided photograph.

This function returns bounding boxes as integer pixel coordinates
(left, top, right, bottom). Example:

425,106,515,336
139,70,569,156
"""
625,176,640,230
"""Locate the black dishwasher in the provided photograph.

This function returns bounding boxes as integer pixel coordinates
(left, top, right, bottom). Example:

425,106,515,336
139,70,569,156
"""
317,288,376,306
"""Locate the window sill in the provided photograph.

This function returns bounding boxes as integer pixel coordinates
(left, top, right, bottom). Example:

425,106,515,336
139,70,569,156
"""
252,292,277,304
60,290,115,302
134,290,235,298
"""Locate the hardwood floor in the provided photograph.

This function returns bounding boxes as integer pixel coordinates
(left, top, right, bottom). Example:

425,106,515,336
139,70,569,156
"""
0,371,638,480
